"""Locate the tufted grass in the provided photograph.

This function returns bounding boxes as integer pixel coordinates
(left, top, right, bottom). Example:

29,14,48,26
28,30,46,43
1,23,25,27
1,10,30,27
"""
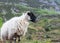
19,39,51,43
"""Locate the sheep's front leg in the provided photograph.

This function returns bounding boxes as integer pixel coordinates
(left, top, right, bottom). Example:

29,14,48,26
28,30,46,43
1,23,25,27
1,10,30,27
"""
17,36,21,43
18,38,20,43
9,39,13,43
8,37,13,43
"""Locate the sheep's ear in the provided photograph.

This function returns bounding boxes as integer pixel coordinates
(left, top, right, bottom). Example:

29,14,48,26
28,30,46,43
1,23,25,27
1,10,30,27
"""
27,12,33,16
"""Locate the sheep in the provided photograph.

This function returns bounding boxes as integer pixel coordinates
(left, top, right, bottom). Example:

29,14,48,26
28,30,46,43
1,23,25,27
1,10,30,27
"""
0,11,36,43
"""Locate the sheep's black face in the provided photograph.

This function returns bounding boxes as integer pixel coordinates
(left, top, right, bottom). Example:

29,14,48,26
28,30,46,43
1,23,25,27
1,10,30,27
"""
27,12,36,22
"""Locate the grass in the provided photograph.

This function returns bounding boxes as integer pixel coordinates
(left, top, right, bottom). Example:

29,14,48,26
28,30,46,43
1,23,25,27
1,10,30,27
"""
1,39,51,43
18,39,51,43
0,3,60,43
0,17,3,27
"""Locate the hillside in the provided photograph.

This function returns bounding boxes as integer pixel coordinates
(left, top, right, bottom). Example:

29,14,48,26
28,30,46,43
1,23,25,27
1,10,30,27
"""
0,0,60,11
0,0,60,43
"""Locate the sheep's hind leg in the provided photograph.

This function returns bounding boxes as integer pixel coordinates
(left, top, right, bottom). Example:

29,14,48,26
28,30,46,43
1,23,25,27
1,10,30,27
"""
0,37,6,43
13,37,16,43
9,36,16,43
1,40,6,43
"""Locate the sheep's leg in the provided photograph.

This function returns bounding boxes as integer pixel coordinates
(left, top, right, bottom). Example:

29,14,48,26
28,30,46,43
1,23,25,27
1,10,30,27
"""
13,38,16,43
2,40,6,43
1,37,6,43
9,37,16,43
9,39,13,43
18,36,21,43
18,38,20,43
8,37,13,43
1,40,6,43
1,39,6,43
8,34,13,43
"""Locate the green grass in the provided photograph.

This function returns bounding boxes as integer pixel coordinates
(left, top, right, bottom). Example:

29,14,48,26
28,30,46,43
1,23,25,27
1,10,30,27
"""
36,9,59,15
0,3,60,43
20,39,51,43
15,4,60,15
2,38,51,43
0,17,3,28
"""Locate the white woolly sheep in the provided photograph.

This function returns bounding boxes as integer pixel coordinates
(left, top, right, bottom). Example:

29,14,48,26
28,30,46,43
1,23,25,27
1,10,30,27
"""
0,11,36,43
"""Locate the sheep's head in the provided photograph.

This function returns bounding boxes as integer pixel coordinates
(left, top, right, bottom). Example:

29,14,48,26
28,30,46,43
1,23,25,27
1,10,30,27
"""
26,11,36,22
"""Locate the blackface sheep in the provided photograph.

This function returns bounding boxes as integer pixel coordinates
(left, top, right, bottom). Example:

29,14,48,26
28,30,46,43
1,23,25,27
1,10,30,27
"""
0,11,36,43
